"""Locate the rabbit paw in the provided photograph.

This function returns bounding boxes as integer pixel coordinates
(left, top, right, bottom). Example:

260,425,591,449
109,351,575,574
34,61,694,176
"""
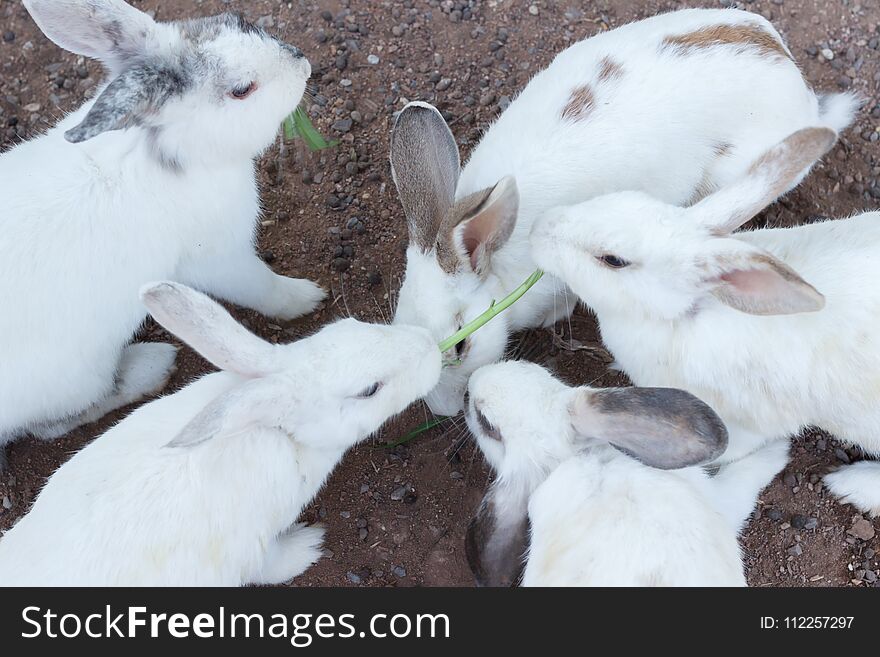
825,461,880,518
255,523,326,585
267,277,327,321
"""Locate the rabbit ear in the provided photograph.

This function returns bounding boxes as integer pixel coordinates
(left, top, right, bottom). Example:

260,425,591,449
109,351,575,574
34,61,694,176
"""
65,64,185,143
465,480,530,587
448,176,519,276
140,282,279,378
707,248,825,315
570,387,728,470
390,102,461,252
166,377,289,449
23,0,156,72
692,127,837,235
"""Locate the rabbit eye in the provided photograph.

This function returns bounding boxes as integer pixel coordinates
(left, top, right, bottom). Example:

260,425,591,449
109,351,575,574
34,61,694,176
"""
597,254,631,269
230,82,257,99
356,382,383,399
476,408,501,442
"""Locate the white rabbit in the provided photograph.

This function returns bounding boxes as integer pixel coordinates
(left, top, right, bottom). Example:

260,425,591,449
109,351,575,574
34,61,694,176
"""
530,126,880,518
0,282,441,586
464,361,789,587
389,7,858,416
0,0,325,469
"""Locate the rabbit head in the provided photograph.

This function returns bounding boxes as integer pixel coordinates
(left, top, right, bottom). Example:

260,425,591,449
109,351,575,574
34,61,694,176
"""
464,361,727,586
25,0,310,167
139,282,441,451
390,102,520,416
530,127,837,322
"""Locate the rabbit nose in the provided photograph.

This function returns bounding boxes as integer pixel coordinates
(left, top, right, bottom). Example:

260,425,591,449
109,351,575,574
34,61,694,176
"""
463,390,470,410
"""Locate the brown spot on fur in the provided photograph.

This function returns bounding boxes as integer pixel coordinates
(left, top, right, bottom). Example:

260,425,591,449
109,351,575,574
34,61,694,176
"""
597,56,624,83
713,142,733,158
662,23,793,61
686,142,734,206
686,171,719,207
561,84,594,122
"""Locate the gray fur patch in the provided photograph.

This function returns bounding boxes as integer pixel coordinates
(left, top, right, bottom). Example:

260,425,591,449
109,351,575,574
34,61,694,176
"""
178,12,267,41
465,487,529,587
582,387,728,469
65,63,189,143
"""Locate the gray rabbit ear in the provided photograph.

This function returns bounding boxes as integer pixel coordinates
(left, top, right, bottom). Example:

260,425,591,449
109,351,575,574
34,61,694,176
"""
65,64,186,143
24,0,156,72
390,102,461,252
570,387,729,470
465,481,530,587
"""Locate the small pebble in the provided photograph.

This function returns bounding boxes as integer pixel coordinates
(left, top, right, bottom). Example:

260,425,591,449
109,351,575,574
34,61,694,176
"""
390,485,407,501
2,31,14,43
367,54,380,65
848,517,876,541
346,572,362,584
392,566,407,578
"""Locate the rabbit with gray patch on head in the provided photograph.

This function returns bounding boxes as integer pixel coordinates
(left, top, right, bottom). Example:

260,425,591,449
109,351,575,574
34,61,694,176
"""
389,8,857,418
530,126,880,518
0,1,324,468
465,362,789,587
0,282,441,586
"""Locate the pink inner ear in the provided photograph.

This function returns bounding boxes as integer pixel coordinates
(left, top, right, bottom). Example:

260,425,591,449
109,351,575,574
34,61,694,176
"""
461,218,495,271
714,261,823,315
720,269,765,294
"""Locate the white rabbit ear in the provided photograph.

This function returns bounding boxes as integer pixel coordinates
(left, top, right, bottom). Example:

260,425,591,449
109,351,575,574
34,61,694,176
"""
465,480,529,587
65,64,185,143
692,127,837,235
570,387,728,470
449,176,519,276
23,0,156,72
166,377,289,449
390,102,461,252
140,282,279,378
708,249,825,315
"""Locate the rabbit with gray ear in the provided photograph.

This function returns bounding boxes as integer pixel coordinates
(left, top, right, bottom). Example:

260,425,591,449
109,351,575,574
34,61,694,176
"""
389,7,858,417
0,0,325,469
0,282,441,586
465,362,789,587
530,126,880,517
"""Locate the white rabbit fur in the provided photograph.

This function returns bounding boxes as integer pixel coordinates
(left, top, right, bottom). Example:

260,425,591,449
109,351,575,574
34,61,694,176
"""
0,282,441,586
465,362,789,587
389,7,858,416
530,126,880,517
0,1,324,468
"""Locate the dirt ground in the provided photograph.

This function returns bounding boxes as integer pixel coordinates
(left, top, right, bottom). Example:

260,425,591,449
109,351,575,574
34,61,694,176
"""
1,0,878,587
